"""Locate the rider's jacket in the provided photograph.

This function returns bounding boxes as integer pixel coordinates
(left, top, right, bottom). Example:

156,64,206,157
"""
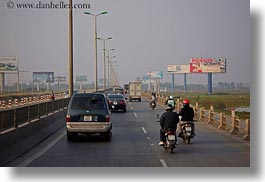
160,111,179,131
179,105,194,121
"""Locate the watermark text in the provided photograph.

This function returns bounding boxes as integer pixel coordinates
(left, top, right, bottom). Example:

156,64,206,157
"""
6,1,90,10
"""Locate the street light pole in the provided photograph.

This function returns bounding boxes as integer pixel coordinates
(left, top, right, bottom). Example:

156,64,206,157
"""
97,37,112,90
107,56,116,88
84,11,108,92
105,49,115,88
68,0,74,96
17,70,29,92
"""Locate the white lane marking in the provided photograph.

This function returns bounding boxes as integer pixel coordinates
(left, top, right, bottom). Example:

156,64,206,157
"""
18,131,66,167
146,136,151,140
160,159,168,167
141,127,147,134
134,112,137,118
131,106,133,110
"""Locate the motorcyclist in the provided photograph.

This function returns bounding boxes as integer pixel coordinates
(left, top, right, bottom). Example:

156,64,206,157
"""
178,99,195,137
165,95,176,109
159,104,179,145
150,92,156,107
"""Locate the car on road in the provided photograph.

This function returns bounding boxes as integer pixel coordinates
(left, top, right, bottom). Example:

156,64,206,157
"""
107,94,127,112
113,88,124,95
64,90,79,98
104,90,114,97
66,93,112,141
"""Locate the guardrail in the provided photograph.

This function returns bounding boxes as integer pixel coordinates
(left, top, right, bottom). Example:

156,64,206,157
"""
0,98,70,134
0,93,67,110
142,92,250,141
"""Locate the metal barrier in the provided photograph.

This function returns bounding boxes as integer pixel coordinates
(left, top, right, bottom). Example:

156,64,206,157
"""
0,98,70,133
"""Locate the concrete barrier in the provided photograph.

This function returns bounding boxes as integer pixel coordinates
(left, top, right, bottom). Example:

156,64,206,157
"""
142,92,250,141
0,109,67,166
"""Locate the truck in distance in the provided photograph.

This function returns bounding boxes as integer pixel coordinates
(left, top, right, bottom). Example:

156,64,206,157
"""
128,81,142,102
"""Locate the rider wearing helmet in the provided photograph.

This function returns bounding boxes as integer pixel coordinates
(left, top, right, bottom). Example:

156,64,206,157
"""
149,92,157,107
159,104,179,145
165,95,176,109
178,99,195,137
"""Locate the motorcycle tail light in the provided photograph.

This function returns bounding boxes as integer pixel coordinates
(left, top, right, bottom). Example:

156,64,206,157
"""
167,130,175,135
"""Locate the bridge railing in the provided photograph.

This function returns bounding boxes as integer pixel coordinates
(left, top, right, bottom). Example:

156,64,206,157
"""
142,92,250,141
0,98,70,134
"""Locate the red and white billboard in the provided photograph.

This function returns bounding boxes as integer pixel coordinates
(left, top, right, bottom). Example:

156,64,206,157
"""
190,58,226,73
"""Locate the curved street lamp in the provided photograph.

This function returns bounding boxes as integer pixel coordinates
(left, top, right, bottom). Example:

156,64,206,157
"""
84,11,108,92
105,49,115,88
97,37,112,90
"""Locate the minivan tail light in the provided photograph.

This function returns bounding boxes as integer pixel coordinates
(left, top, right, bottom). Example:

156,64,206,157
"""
66,114,71,122
105,115,110,122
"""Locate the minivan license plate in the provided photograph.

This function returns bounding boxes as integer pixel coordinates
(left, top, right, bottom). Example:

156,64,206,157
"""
84,116,92,121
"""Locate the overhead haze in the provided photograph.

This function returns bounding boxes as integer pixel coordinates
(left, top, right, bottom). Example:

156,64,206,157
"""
0,0,250,87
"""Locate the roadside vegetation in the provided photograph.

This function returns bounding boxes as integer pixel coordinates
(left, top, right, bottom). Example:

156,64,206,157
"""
160,91,250,119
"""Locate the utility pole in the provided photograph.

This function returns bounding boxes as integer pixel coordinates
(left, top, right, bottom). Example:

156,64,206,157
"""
68,0,74,96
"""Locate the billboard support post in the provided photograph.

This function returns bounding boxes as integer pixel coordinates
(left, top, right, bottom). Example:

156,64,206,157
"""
184,73,187,92
171,73,174,93
37,82,40,92
0,73,4,93
208,73,212,94
47,82,50,91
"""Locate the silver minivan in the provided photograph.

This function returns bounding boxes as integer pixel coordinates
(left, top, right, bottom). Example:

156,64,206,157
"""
66,93,112,141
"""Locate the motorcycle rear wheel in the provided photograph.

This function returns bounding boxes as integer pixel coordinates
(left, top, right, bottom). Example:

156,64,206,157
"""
184,136,190,144
170,145,174,153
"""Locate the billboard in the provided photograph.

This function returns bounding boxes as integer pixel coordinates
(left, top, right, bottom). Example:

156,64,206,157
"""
190,58,226,73
54,76,66,82
76,75,87,82
167,64,190,74
142,75,152,82
33,72,54,83
147,71,163,79
0,56,18,73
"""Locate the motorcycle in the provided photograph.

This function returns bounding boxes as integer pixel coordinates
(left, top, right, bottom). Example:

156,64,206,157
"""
179,121,195,144
150,101,156,110
156,114,176,153
162,130,176,153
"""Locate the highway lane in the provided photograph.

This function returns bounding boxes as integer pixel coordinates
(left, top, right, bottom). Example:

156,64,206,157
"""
7,98,250,167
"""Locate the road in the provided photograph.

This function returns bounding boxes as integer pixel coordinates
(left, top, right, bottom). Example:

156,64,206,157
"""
6,98,250,167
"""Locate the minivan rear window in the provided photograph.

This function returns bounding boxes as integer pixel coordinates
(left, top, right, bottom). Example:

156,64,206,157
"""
71,95,106,110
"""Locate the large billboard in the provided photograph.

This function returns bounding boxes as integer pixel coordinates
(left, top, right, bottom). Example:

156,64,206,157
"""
33,72,54,83
147,71,163,79
0,56,18,73
167,64,190,74
190,58,226,73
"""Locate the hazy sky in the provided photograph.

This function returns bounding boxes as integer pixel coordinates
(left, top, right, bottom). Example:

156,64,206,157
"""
0,0,250,86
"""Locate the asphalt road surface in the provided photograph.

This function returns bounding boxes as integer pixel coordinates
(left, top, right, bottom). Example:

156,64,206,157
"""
7,98,250,167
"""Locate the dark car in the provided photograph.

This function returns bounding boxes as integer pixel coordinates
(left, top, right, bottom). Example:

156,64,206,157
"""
107,94,126,112
66,93,112,141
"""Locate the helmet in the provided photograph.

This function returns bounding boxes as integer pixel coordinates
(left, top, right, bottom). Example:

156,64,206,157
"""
169,95,173,99
166,104,174,111
183,99,189,104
